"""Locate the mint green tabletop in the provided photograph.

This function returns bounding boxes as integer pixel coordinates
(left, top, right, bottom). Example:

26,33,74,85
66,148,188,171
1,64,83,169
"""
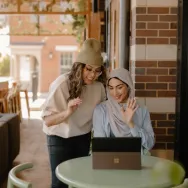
55,156,174,188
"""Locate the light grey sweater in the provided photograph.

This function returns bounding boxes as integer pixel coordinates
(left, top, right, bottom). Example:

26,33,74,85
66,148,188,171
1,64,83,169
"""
93,101,155,151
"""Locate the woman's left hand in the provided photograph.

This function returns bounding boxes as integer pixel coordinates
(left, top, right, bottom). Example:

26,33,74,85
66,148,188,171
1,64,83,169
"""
121,97,138,128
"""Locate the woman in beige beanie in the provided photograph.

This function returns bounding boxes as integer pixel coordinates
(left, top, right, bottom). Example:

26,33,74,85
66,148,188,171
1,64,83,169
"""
41,38,106,188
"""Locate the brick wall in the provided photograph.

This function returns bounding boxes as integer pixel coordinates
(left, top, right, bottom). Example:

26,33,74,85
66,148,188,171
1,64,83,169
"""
151,112,175,149
130,0,178,149
135,60,177,97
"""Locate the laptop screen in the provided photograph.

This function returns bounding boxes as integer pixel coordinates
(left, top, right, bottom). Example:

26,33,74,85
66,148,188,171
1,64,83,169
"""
92,137,141,152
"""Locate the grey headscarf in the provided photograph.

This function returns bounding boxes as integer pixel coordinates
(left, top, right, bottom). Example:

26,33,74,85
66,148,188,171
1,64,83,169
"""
106,68,135,137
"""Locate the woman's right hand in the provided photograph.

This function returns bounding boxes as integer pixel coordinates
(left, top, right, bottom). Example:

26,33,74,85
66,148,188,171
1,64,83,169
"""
66,97,82,115
121,97,138,128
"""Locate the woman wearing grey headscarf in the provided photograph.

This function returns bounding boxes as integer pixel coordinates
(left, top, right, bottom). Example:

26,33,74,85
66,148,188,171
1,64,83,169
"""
93,68,155,152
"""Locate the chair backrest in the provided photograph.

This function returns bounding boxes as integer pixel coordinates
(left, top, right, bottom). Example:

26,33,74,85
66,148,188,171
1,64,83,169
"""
0,81,9,89
7,163,33,188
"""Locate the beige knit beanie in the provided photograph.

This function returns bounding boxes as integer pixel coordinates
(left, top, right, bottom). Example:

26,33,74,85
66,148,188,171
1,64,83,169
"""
76,38,103,67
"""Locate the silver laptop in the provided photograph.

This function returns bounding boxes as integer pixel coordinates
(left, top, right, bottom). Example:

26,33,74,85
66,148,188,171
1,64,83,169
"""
92,137,141,170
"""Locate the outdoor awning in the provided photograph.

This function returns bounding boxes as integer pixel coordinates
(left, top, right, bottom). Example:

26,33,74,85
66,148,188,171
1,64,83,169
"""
0,0,90,36
0,0,89,14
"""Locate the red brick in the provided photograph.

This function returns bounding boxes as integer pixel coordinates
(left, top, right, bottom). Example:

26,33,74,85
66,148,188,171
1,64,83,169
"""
169,68,176,75
170,38,177,44
135,90,156,97
136,76,157,82
167,143,174,149
147,22,169,29
153,143,166,149
158,61,177,67
136,22,146,29
157,121,175,127
170,22,177,29
147,38,169,44
146,83,167,89
156,135,174,142
159,15,177,22
136,30,158,37
136,61,157,67
135,83,145,89
152,120,156,127
135,68,145,75
159,30,177,37
137,15,158,22
168,114,175,120
154,128,166,135
135,38,146,44
136,7,146,14
148,7,169,14
170,7,178,14
158,76,176,82
150,113,167,120
169,83,176,90
167,128,175,135
158,91,176,97
147,68,168,75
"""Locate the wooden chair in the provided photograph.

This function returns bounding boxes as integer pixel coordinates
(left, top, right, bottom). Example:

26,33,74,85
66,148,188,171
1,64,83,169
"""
12,81,30,118
0,81,9,89
20,88,30,118
7,85,22,120
7,163,33,188
0,88,9,113
0,81,30,119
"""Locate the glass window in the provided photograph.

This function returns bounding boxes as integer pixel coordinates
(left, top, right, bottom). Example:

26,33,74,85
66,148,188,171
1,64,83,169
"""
60,52,73,74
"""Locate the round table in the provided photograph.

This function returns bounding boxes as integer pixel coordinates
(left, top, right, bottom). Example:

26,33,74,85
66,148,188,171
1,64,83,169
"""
56,156,174,188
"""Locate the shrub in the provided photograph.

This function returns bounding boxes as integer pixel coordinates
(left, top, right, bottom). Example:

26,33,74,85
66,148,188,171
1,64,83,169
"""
0,55,10,76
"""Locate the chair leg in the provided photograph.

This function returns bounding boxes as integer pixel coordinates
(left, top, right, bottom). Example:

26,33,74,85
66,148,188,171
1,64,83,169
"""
24,90,30,118
2,99,8,113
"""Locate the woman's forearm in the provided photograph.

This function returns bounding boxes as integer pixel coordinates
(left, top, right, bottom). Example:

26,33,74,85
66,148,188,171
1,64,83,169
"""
44,110,71,127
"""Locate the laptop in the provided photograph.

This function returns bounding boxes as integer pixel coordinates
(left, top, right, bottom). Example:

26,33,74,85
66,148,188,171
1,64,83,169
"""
92,137,141,170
